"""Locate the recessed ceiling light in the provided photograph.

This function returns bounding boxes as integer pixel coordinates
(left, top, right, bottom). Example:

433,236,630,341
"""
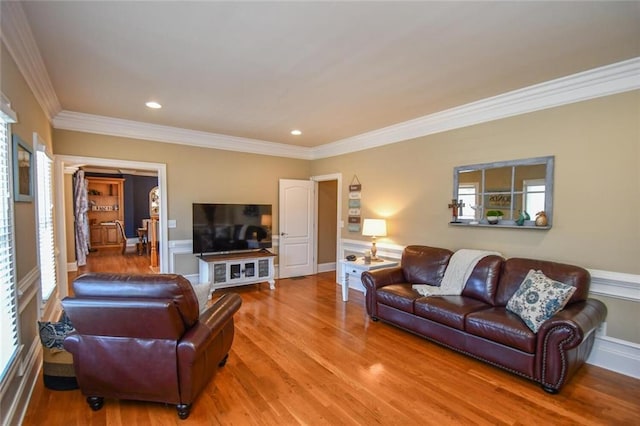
145,101,162,109
291,129,302,136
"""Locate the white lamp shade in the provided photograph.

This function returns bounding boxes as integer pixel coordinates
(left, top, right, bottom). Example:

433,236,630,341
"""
362,219,387,237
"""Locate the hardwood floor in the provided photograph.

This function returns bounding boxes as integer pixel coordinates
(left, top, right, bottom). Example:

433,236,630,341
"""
69,246,154,278
25,263,640,425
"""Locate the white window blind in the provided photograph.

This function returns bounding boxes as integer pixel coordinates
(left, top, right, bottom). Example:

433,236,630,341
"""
36,145,56,301
0,98,18,380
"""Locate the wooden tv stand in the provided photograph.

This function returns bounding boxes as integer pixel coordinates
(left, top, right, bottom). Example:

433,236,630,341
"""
198,251,276,292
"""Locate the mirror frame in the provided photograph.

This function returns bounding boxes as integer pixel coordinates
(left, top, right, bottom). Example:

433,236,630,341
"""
452,156,554,229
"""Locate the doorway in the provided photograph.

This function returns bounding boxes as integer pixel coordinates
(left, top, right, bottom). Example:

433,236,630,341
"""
316,180,338,272
312,173,342,275
277,174,342,279
54,155,168,297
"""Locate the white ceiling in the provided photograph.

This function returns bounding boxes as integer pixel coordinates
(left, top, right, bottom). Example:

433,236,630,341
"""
12,1,640,148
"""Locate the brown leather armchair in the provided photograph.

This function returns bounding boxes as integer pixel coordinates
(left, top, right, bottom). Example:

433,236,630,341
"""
62,273,242,419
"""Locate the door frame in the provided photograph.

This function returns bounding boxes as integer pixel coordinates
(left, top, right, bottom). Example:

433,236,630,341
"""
311,173,342,273
54,155,168,297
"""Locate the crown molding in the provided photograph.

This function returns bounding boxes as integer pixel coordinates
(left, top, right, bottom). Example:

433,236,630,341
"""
2,0,637,158
311,57,640,159
53,111,313,160
55,57,639,160
0,1,61,120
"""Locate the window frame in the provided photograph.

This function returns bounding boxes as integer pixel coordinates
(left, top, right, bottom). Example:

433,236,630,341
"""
0,94,19,383
35,136,57,303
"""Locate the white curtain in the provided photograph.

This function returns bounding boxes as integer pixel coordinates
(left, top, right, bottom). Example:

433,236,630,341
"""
74,170,89,266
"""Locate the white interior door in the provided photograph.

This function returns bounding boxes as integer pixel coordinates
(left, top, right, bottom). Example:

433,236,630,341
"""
279,179,315,278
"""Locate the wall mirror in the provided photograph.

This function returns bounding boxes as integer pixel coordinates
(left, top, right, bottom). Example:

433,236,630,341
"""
452,156,554,229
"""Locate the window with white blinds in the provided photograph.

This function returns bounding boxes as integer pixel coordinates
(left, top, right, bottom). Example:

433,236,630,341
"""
0,99,18,380
36,145,56,301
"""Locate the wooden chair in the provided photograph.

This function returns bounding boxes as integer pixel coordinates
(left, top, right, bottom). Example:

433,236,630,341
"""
114,220,136,255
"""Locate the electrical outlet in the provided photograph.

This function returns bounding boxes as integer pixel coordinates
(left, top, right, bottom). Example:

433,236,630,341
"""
168,219,176,228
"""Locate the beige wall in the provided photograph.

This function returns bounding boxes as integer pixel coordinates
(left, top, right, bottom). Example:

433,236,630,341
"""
312,91,640,275
53,129,311,271
591,295,639,343
311,91,640,344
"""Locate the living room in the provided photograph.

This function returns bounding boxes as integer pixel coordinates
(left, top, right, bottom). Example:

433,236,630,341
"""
1,1,638,424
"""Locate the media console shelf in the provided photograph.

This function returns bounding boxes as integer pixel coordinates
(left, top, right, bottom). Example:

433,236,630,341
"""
198,251,276,293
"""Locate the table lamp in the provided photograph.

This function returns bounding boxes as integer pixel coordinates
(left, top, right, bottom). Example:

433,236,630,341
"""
362,218,387,261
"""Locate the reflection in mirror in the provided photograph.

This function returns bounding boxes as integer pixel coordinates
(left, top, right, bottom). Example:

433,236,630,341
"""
453,156,554,228
149,186,160,217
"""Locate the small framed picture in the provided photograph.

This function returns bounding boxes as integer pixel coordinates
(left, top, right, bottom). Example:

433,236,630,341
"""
348,216,361,224
13,134,33,203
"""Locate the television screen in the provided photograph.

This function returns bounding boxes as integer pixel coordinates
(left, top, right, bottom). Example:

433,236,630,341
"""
192,203,272,255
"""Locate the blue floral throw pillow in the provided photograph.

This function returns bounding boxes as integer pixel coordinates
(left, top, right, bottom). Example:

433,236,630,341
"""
38,311,75,350
506,269,576,333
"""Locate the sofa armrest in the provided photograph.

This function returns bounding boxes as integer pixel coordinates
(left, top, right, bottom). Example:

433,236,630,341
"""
177,293,241,403
362,267,405,318
361,267,405,291
177,293,242,362
536,299,607,391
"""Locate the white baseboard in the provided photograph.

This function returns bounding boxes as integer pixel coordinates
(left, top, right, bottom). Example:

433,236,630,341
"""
318,262,336,273
587,335,640,379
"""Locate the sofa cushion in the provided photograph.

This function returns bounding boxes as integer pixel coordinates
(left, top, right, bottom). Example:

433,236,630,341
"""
461,255,503,305
506,269,576,332
415,296,490,330
402,245,453,285
377,284,420,313
465,307,536,353
496,258,589,306
191,281,211,313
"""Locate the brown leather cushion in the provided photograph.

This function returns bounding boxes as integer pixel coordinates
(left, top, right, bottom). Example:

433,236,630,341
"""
465,307,536,353
401,245,453,285
461,255,504,305
496,258,590,307
376,284,420,313
415,296,490,330
73,273,199,328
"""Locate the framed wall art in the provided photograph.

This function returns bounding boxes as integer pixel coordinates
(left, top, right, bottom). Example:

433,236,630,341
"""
348,175,362,232
13,134,33,202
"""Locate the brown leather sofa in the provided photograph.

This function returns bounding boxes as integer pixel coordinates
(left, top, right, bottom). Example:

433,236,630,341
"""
361,245,607,393
62,273,242,419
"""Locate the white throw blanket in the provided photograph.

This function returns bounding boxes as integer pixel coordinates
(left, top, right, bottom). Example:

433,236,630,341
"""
412,249,502,297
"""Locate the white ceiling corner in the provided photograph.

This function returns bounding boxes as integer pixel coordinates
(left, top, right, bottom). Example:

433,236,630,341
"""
4,1,640,160
1,1,61,120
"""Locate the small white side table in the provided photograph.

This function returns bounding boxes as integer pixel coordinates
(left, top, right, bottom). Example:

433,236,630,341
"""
339,258,399,302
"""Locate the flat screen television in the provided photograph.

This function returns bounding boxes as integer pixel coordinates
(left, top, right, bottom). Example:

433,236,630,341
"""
192,203,272,255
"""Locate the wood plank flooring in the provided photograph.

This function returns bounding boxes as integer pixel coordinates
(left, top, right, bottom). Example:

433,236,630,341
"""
23,253,640,425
